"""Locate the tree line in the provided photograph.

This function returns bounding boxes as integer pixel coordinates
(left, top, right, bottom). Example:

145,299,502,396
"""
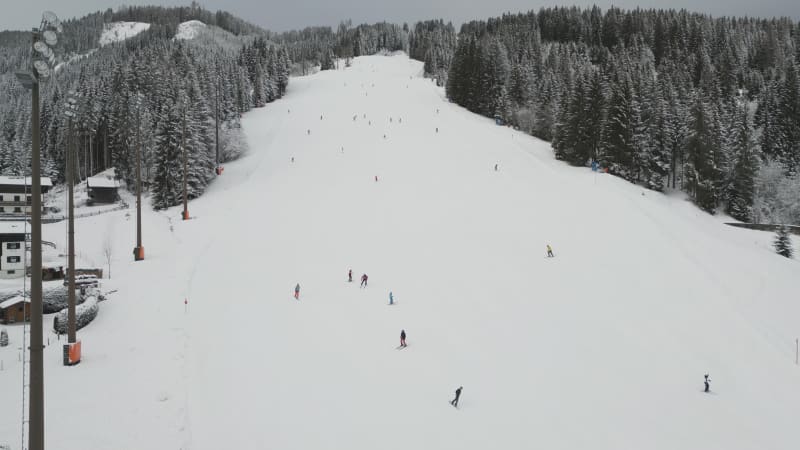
0,4,290,210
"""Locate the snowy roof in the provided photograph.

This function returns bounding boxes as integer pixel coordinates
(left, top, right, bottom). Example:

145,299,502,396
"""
87,176,119,189
99,22,151,47
0,295,29,309
0,221,27,235
0,176,52,187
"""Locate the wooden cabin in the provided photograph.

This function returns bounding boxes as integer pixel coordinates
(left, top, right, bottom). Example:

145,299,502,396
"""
0,296,30,324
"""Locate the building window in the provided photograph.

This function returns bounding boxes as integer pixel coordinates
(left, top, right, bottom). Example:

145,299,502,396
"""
7,256,20,263
13,207,21,213
26,195,31,203
7,242,20,250
13,195,19,202
7,270,14,275
0,195,3,201
0,207,4,213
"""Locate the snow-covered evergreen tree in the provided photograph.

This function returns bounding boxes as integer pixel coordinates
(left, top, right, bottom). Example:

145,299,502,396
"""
773,226,794,258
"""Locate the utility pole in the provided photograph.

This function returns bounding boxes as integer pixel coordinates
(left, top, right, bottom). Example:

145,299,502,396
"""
215,68,220,175
28,48,44,450
182,106,189,220
66,98,76,344
133,97,144,261
15,13,62,449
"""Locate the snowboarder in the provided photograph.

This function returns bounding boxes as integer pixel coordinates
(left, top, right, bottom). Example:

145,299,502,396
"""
389,291,394,305
546,244,554,258
704,374,710,392
348,269,353,282
450,386,463,407
400,329,406,347
294,283,300,300
360,273,368,288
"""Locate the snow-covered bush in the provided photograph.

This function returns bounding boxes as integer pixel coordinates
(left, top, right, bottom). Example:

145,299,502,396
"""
43,285,81,314
220,121,249,162
53,295,98,334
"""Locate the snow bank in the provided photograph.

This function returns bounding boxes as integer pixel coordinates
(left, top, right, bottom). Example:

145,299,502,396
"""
174,20,205,40
99,22,150,46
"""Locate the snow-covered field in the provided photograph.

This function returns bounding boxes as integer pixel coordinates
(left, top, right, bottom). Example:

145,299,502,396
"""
0,54,798,450
99,22,150,46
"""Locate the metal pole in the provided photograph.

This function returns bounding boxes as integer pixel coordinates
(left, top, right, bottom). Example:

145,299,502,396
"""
29,38,45,450
134,101,143,261
67,118,76,343
215,71,220,172
182,107,189,220
796,338,798,365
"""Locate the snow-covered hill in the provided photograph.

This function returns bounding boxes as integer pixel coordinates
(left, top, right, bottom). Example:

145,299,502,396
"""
174,20,205,40
0,54,798,450
99,22,150,46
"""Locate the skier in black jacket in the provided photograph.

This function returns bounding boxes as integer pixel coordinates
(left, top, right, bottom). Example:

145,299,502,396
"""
451,386,463,407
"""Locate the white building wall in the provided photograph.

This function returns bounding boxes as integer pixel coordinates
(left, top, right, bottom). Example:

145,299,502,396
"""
0,241,25,279
0,192,34,215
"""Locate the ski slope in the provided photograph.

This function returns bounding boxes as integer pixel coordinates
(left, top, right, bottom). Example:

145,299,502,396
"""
1,53,799,450
98,22,150,46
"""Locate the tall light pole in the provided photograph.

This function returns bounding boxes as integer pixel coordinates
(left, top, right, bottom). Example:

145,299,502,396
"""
181,104,189,220
214,65,221,175
64,92,79,347
14,11,62,450
133,94,144,261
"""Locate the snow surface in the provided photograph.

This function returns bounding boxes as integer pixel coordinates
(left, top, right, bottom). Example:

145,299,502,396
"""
98,22,150,47
0,54,799,450
174,20,206,40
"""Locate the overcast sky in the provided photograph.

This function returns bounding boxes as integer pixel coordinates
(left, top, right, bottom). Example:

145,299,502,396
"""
3,0,799,33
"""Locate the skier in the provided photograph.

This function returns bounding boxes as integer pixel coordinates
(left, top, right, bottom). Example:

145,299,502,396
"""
307,129,311,135
360,273,368,288
375,175,378,182
320,115,323,120
389,291,394,305
348,269,353,282
494,163,498,171
291,157,295,163
400,329,406,347
450,386,463,407
704,374,710,392
436,127,439,133
294,283,300,300
546,244,554,258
